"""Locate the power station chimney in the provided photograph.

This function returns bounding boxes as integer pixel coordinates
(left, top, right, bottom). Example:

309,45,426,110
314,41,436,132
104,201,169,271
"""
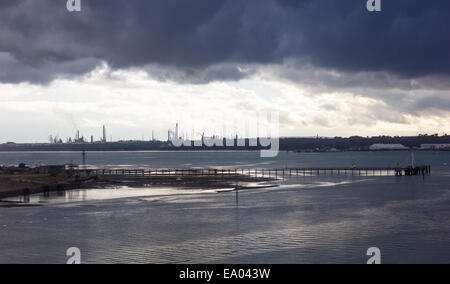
103,125,107,143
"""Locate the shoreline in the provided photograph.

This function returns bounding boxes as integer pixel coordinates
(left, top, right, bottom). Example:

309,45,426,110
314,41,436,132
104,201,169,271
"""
0,149,449,153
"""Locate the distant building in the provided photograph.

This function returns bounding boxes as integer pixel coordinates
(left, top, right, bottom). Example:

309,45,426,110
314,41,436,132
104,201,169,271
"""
369,144,408,150
421,144,450,150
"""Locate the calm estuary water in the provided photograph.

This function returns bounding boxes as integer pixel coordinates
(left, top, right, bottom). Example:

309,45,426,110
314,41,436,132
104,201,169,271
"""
0,151,449,263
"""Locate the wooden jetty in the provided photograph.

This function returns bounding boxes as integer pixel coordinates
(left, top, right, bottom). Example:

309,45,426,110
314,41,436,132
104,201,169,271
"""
90,165,431,178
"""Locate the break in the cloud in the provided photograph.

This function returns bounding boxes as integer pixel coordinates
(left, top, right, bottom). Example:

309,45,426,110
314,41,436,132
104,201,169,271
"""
0,65,448,143
0,0,449,141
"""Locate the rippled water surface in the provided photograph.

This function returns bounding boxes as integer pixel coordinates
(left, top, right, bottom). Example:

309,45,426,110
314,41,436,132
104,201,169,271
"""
0,151,449,263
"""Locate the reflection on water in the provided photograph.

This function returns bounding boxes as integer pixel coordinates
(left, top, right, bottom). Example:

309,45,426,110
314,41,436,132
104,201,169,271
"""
3,186,238,205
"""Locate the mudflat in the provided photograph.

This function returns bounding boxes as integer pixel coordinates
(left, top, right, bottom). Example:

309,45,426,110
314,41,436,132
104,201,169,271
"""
0,173,76,198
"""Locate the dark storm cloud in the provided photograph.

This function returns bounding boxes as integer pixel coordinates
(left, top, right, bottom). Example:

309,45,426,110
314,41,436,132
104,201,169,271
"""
410,95,450,113
0,52,101,84
0,0,449,83
264,63,450,92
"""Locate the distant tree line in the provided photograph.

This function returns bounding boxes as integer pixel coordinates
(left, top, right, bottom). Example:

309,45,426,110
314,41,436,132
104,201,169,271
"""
0,135,449,152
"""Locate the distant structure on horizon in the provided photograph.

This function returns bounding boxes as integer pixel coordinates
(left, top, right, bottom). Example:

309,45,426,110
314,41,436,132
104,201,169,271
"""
49,125,109,144
369,144,408,150
103,125,107,143
421,144,450,150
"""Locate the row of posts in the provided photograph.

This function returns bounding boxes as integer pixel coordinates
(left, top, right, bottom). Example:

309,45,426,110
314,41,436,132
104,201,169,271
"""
92,167,430,178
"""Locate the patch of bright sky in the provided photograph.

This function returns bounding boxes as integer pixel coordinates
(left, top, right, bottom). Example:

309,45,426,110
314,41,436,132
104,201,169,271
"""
0,66,448,143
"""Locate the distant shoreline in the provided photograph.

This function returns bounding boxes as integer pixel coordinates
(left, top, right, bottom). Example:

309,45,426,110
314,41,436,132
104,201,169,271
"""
1,135,449,152
0,149,449,153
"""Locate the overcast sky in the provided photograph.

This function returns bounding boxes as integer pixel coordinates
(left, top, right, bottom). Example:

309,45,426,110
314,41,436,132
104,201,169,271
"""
1,0,449,143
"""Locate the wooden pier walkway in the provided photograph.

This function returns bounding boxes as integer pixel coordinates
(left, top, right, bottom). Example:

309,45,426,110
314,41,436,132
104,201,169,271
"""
90,165,431,178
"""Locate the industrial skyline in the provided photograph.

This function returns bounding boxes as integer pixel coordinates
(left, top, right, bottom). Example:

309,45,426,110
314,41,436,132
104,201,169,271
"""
45,123,256,145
